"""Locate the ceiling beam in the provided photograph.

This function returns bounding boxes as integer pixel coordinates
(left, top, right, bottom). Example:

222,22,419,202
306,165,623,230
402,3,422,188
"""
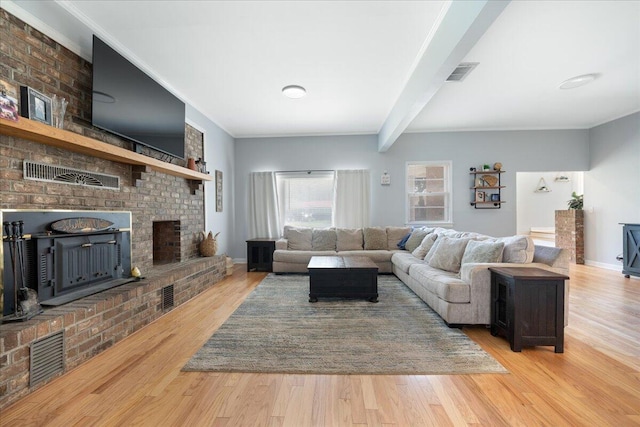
377,0,510,152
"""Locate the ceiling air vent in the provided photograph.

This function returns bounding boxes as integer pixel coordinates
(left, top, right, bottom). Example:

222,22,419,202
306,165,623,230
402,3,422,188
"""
446,62,479,82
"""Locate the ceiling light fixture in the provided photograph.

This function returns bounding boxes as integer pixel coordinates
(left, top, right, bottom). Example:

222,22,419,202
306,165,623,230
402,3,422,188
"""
559,73,599,90
282,85,306,99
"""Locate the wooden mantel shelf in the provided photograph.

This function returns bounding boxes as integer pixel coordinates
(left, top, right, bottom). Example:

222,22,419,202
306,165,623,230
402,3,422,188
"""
0,118,213,181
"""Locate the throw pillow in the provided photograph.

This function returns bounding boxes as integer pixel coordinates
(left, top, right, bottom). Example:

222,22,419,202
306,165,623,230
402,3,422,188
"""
405,228,429,253
284,225,312,251
411,233,438,260
428,236,471,273
386,226,411,250
336,228,363,251
461,240,505,265
363,227,387,250
397,233,411,250
497,235,535,263
312,228,337,251
423,234,443,263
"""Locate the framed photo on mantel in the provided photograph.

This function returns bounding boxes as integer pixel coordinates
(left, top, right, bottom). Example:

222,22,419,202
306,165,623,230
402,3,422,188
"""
20,86,52,125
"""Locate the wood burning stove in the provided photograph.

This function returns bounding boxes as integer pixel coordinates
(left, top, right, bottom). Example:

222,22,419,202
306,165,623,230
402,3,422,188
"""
1,210,132,317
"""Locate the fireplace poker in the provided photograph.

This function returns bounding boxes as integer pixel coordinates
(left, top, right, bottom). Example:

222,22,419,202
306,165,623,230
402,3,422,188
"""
16,221,27,290
3,221,20,317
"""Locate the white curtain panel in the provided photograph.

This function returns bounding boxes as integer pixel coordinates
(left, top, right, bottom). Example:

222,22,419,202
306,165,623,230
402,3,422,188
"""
248,171,281,238
333,169,371,228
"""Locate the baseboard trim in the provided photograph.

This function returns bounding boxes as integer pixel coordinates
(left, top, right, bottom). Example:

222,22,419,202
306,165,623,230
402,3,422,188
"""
584,260,622,272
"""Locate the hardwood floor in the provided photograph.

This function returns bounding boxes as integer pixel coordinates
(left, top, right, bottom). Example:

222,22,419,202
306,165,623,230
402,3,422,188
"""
1,264,639,426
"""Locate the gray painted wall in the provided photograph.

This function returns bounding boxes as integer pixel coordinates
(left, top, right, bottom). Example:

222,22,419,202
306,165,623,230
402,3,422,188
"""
585,112,640,269
233,129,589,259
186,106,235,257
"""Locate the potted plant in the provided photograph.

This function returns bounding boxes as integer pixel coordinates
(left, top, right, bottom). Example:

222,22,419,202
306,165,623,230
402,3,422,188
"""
567,192,583,210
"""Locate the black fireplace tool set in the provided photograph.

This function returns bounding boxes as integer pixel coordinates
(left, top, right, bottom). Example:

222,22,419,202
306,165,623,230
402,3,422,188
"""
2,220,43,323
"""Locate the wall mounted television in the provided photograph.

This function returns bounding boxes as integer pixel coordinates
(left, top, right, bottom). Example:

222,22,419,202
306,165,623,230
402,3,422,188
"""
92,35,186,159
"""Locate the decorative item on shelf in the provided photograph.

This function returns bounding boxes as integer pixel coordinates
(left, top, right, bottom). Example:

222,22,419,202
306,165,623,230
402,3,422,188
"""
490,194,500,202
199,231,220,257
482,164,491,171
493,162,502,171
475,190,486,202
131,266,142,280
381,170,391,186
19,86,52,125
51,94,68,129
187,157,197,170
535,177,551,192
195,157,209,174
555,173,570,182
0,79,20,122
482,174,498,187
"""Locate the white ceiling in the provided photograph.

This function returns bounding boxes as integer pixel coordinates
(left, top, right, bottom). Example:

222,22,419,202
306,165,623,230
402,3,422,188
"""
7,0,640,143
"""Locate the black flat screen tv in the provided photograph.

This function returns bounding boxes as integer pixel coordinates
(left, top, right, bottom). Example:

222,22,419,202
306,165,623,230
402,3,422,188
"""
92,35,186,159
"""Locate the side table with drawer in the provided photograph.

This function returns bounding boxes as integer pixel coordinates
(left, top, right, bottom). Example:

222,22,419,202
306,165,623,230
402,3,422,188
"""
246,238,276,272
489,267,569,353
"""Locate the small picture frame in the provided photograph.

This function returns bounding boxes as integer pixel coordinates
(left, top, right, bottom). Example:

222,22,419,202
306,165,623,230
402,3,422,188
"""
215,170,223,212
20,86,52,125
475,190,486,202
490,194,500,202
0,80,20,122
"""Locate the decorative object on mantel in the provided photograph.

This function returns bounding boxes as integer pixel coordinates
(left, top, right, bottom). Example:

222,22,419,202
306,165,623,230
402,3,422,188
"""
555,173,571,182
50,217,115,233
51,94,68,129
0,79,20,122
187,157,197,170
199,231,220,257
19,86,52,125
535,177,551,192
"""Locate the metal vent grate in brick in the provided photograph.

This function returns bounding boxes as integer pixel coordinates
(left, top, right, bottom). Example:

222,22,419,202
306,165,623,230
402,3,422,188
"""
24,161,120,190
162,285,175,311
30,330,65,387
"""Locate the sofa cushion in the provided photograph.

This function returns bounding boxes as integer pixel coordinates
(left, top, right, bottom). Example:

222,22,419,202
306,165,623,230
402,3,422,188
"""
461,240,505,265
428,236,471,273
312,228,337,251
363,227,387,250
497,235,534,263
411,233,438,260
338,250,393,262
284,226,312,250
405,228,429,253
386,226,411,250
336,228,363,251
273,250,335,264
409,263,470,303
391,252,422,274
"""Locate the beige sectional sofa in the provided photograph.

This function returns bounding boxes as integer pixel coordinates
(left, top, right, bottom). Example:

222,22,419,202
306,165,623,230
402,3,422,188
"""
273,225,569,326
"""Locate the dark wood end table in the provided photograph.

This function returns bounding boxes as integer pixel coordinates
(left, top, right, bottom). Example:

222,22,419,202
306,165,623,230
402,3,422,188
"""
489,266,569,353
246,238,276,272
307,256,378,303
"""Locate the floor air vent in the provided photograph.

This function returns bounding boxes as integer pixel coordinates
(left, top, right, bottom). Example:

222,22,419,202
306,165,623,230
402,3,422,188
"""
30,330,65,387
24,161,120,190
162,285,175,311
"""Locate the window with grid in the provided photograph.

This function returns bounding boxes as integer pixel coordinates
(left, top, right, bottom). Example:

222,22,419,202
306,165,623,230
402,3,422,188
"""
275,171,335,228
406,161,452,226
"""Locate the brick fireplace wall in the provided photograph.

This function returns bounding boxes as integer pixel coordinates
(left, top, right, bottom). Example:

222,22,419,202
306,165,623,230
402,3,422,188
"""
0,9,225,409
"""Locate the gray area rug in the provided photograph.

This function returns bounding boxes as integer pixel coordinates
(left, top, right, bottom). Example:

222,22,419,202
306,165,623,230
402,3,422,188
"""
183,274,507,375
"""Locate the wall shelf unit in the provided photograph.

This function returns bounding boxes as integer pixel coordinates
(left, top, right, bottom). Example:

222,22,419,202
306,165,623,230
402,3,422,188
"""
0,117,212,182
470,168,505,209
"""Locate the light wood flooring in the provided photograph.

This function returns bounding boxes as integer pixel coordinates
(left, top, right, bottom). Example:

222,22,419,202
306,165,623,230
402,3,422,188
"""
1,264,639,426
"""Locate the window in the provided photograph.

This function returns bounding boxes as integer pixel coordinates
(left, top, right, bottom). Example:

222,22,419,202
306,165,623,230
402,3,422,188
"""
275,171,335,228
406,161,452,226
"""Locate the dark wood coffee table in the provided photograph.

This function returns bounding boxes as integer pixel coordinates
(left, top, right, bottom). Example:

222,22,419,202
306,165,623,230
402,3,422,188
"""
307,256,378,303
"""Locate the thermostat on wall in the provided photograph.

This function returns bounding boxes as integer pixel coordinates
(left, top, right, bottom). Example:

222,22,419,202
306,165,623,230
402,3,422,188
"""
381,171,391,186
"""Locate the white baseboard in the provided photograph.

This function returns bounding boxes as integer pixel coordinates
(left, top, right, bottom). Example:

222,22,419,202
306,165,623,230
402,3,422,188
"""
233,259,247,264
584,259,622,272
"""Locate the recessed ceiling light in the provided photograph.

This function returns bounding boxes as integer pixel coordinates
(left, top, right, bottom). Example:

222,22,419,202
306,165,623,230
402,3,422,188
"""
559,73,599,90
282,85,306,99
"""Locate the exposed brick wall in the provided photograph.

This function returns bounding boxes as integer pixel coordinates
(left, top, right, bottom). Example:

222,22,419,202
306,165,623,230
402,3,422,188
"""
555,210,584,264
0,9,222,409
0,256,226,409
0,9,205,273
